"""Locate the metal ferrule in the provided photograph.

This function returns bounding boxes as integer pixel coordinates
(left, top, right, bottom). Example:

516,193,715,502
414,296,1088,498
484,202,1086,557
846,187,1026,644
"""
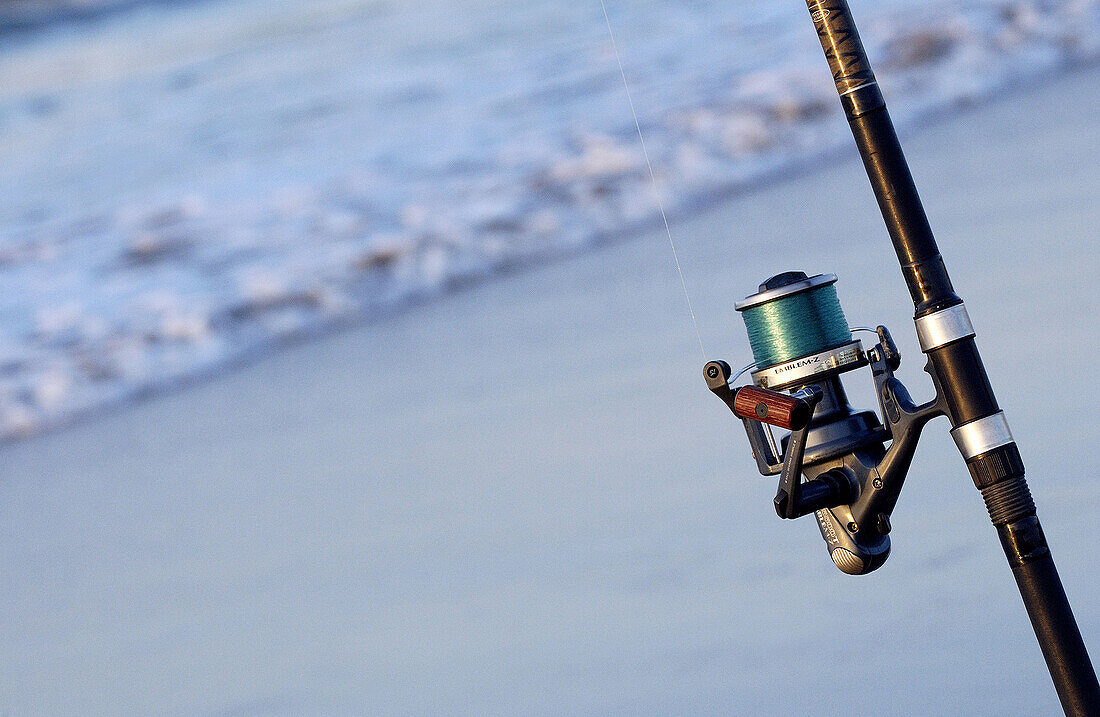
914,303,975,352
751,339,865,391
951,411,1014,459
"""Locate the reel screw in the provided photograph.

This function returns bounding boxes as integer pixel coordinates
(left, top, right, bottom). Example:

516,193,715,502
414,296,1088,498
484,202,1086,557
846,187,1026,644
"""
872,477,883,490
847,521,860,533
707,364,720,380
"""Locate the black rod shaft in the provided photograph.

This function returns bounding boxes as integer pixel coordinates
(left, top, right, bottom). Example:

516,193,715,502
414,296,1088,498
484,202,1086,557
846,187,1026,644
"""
804,1,1099,713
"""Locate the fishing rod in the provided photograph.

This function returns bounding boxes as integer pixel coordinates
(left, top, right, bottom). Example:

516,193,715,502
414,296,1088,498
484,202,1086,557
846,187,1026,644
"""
702,1,1100,713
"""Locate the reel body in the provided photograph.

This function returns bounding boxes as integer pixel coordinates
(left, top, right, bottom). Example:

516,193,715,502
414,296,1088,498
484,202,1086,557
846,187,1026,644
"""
705,272,945,574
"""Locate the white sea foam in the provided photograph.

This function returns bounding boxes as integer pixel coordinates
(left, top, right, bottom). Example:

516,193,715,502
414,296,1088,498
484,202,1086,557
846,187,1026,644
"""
0,0,1096,439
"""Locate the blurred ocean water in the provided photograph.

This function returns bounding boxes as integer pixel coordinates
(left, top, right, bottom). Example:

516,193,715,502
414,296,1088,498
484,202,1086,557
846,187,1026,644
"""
0,1,158,32
0,0,1096,439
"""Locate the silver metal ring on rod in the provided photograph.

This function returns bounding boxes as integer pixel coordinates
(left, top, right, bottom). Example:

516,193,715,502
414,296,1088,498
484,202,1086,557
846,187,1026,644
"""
950,411,1014,459
914,304,975,352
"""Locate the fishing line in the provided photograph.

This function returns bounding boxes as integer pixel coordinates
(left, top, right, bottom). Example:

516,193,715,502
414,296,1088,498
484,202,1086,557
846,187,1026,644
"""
599,0,706,361
739,283,850,368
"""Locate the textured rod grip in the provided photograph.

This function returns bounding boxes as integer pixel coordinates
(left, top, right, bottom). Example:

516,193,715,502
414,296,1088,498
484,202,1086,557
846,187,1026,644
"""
733,387,811,430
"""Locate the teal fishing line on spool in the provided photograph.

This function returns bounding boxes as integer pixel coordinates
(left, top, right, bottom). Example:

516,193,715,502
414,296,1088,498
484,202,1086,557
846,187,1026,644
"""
741,284,851,368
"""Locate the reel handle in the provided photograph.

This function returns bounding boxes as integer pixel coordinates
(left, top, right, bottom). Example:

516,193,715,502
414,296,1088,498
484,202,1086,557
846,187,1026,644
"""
703,361,812,431
732,386,811,431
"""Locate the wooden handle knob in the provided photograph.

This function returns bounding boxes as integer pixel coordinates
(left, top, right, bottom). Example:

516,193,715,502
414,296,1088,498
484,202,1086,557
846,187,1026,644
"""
733,386,811,431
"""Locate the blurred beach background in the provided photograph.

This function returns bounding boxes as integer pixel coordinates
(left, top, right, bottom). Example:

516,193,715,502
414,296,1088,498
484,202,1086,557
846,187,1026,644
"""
0,0,1098,714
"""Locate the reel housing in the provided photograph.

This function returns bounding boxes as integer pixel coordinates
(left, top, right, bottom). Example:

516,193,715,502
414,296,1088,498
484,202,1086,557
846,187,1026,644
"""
705,271,945,574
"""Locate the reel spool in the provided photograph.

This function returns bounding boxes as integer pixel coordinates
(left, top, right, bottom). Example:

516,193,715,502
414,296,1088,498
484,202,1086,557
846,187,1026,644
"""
705,271,946,574
738,271,856,384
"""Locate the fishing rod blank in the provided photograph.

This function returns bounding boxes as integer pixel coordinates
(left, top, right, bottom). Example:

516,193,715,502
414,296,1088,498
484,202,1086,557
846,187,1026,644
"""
703,1,1100,713
806,2,1099,712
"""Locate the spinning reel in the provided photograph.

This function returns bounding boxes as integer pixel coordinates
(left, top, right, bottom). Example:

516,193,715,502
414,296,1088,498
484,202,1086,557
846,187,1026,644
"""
705,271,946,574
